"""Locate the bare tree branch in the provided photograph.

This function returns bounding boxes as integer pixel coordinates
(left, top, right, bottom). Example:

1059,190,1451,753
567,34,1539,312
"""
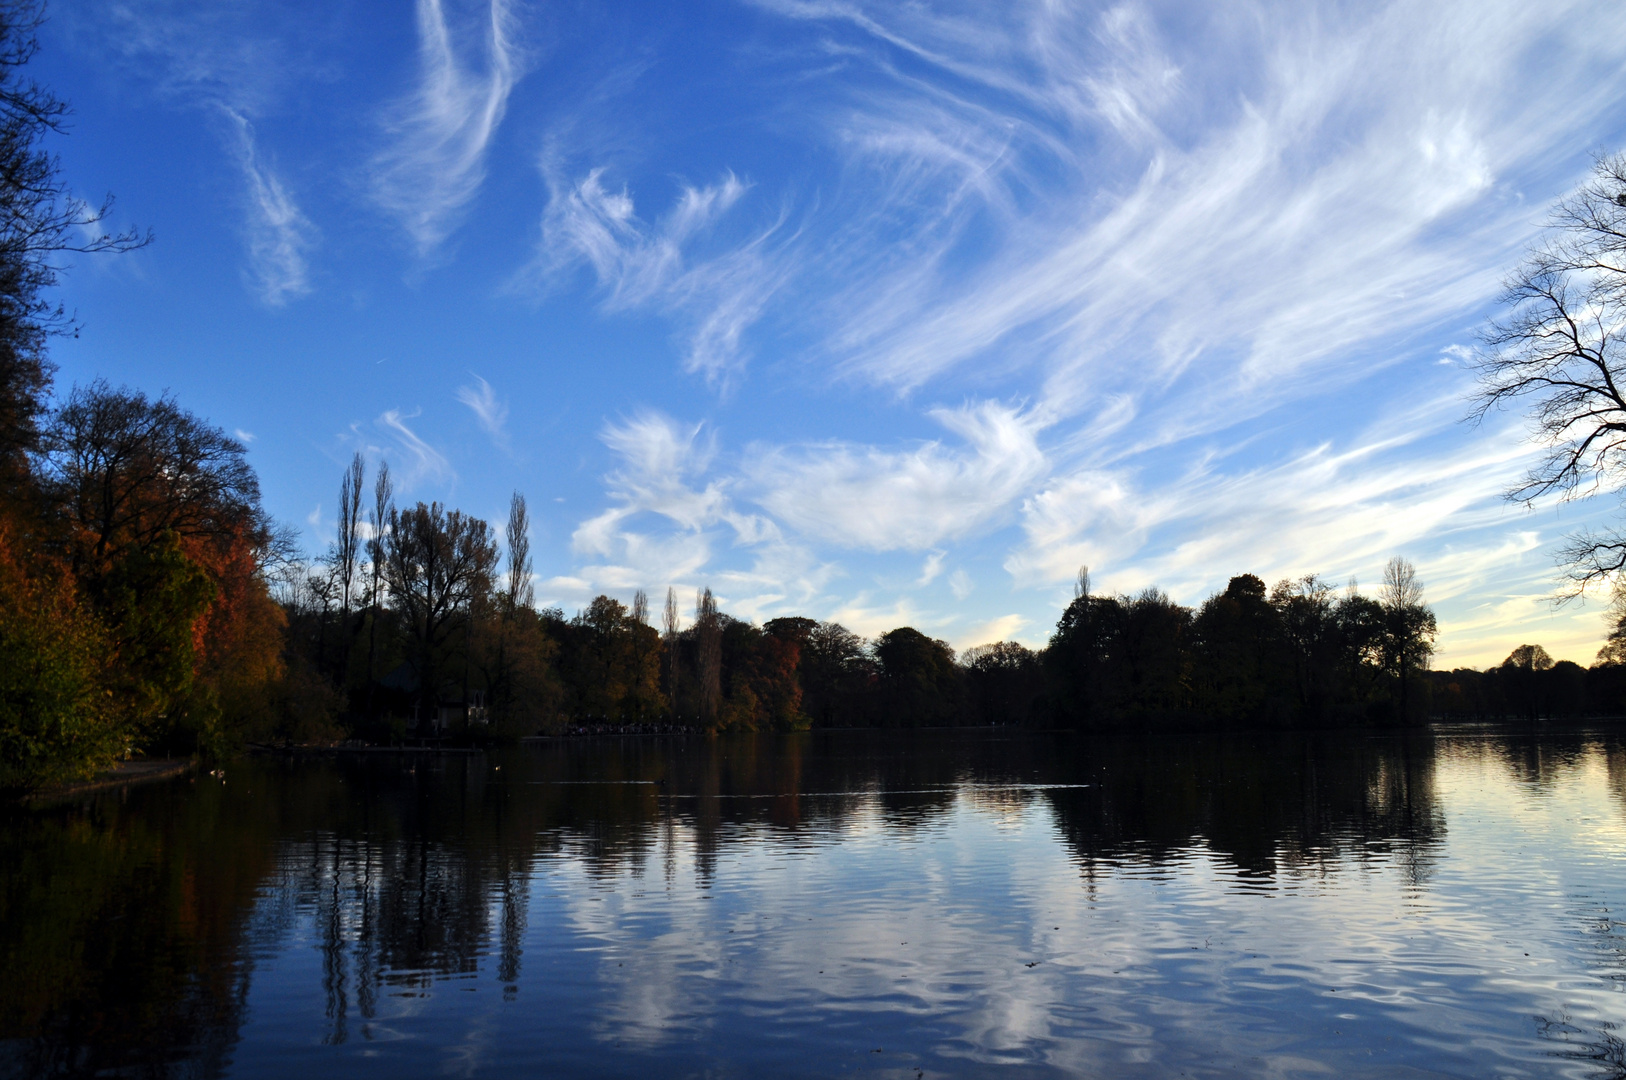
1471,153,1626,596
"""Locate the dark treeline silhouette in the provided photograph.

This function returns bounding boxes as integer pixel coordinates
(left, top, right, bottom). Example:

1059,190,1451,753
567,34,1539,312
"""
1043,565,1436,729
1431,642,1626,721
273,453,1452,740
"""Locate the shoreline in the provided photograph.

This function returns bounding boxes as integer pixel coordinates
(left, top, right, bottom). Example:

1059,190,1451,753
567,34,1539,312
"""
27,759,195,806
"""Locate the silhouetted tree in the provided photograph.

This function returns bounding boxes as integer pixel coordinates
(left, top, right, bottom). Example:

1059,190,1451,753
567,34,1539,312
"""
1500,643,1554,720
42,382,264,572
874,627,965,727
364,461,392,714
695,588,722,725
1380,557,1436,724
382,502,498,733
38,382,282,752
551,596,662,724
0,1,147,493
1116,588,1191,717
1471,153,1626,597
470,492,559,735
503,491,532,610
1190,574,1283,723
793,620,872,726
1271,575,1343,720
662,586,681,720
962,641,1044,725
332,453,363,632
1046,567,1120,727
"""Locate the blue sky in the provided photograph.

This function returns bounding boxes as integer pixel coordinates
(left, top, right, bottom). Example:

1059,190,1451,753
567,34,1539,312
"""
34,0,1626,667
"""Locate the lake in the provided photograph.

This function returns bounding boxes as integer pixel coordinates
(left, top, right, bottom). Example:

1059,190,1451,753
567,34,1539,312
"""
3,727,1625,1078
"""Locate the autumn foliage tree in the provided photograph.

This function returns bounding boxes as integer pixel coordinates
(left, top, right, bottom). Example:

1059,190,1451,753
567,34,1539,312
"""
2,380,287,789
0,515,113,788
37,382,286,755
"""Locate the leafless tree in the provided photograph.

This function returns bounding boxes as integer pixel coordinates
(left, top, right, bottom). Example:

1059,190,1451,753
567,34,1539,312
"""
1379,556,1423,611
0,0,149,484
365,461,392,710
305,562,339,672
1472,153,1626,596
1380,557,1436,723
332,452,363,624
631,589,648,625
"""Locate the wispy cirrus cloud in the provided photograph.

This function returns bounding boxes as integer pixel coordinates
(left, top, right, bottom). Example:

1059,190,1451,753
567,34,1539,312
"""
372,408,456,488
817,4,1625,488
225,110,316,305
455,373,509,446
371,0,520,255
526,166,793,385
85,3,327,303
569,411,730,592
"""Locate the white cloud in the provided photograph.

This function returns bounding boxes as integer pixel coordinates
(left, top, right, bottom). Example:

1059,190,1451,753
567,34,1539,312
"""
1007,403,1527,595
551,410,844,618
353,0,1626,663
527,167,791,385
86,7,328,304
993,396,1612,667
371,0,520,255
726,1,1626,462
568,412,751,592
748,400,1048,551
680,0,1626,662
960,613,1028,651
821,593,925,641
591,411,727,534
374,408,456,488
234,429,256,444
455,373,510,444
225,110,316,305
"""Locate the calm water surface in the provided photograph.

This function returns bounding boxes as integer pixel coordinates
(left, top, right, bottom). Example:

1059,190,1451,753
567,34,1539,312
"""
4,728,1626,1078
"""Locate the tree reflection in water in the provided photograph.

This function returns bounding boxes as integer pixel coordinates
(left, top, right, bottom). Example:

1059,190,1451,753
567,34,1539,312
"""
4,728,1626,1077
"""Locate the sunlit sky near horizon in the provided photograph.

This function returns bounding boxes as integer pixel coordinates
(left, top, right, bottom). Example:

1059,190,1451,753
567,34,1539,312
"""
33,0,1626,668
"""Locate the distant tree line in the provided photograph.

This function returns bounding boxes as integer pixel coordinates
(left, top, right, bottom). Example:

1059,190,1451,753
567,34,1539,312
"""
10,385,1623,794
266,459,1454,741
1431,641,1626,722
